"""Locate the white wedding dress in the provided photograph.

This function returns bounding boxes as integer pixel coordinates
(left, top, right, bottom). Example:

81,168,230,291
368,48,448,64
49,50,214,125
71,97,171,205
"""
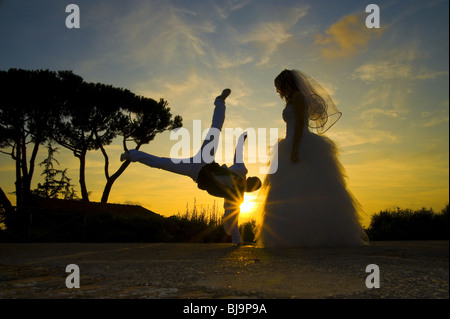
257,103,368,247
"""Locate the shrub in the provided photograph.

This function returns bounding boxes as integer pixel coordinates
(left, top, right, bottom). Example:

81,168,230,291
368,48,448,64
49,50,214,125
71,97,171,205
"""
366,204,449,240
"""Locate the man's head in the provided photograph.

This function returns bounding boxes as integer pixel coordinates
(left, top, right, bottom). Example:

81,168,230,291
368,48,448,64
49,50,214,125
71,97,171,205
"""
245,176,262,192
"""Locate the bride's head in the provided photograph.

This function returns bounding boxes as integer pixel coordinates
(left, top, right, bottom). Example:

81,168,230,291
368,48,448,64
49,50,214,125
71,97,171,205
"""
274,69,298,102
275,69,343,134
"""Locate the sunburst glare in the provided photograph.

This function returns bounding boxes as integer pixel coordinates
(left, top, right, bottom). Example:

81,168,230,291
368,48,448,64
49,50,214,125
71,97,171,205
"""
240,194,258,214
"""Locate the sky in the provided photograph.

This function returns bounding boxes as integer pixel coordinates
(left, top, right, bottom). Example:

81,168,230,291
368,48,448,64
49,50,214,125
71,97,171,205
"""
0,0,448,227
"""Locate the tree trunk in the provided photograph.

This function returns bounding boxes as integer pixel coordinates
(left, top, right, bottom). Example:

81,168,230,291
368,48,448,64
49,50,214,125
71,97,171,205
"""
100,143,141,204
78,151,90,201
25,140,40,194
22,139,40,204
77,132,95,202
100,160,131,203
0,187,13,214
14,139,23,208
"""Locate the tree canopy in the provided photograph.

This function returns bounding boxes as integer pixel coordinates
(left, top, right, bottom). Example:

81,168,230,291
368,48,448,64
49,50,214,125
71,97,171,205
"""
0,68,182,207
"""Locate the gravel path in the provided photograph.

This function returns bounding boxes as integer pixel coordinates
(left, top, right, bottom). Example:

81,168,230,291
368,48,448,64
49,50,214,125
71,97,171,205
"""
0,241,448,299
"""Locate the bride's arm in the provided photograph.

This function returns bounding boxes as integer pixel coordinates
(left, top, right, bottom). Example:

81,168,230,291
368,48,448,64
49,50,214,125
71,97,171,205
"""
290,91,305,163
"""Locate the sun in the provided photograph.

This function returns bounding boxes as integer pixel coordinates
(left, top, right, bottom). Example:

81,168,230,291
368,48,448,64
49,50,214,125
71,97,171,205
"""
239,194,257,214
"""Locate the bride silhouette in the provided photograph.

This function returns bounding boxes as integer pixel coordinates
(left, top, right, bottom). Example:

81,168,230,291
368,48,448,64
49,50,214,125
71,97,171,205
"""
257,69,369,247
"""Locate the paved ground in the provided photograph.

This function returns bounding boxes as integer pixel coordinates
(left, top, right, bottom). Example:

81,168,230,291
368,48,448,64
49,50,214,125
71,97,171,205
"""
0,241,448,299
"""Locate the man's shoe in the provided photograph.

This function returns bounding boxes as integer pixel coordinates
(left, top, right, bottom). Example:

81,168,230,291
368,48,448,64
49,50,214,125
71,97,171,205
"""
217,88,231,101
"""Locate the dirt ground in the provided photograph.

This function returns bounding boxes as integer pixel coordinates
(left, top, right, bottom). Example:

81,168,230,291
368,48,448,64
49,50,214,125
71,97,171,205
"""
0,241,448,299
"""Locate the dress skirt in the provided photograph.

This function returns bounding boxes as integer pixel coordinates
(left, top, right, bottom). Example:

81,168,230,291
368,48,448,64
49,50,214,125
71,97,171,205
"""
257,129,368,247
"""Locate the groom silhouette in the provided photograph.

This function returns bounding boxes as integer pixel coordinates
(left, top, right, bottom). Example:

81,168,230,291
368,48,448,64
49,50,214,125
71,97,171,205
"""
196,132,261,201
121,89,261,243
121,89,261,200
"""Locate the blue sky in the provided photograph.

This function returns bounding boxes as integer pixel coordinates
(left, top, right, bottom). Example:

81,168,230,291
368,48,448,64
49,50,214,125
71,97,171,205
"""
0,0,448,226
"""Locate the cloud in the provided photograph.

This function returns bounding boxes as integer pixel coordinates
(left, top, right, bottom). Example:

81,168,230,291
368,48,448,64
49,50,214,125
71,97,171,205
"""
421,116,449,127
80,1,217,72
415,69,449,80
353,62,448,82
214,0,252,19
134,69,256,129
353,84,411,128
352,47,448,82
78,2,309,73
243,23,291,65
360,107,409,124
315,14,383,58
212,51,254,69
352,62,412,82
419,105,449,127
236,7,308,65
328,129,400,148
349,46,448,127
120,3,215,66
